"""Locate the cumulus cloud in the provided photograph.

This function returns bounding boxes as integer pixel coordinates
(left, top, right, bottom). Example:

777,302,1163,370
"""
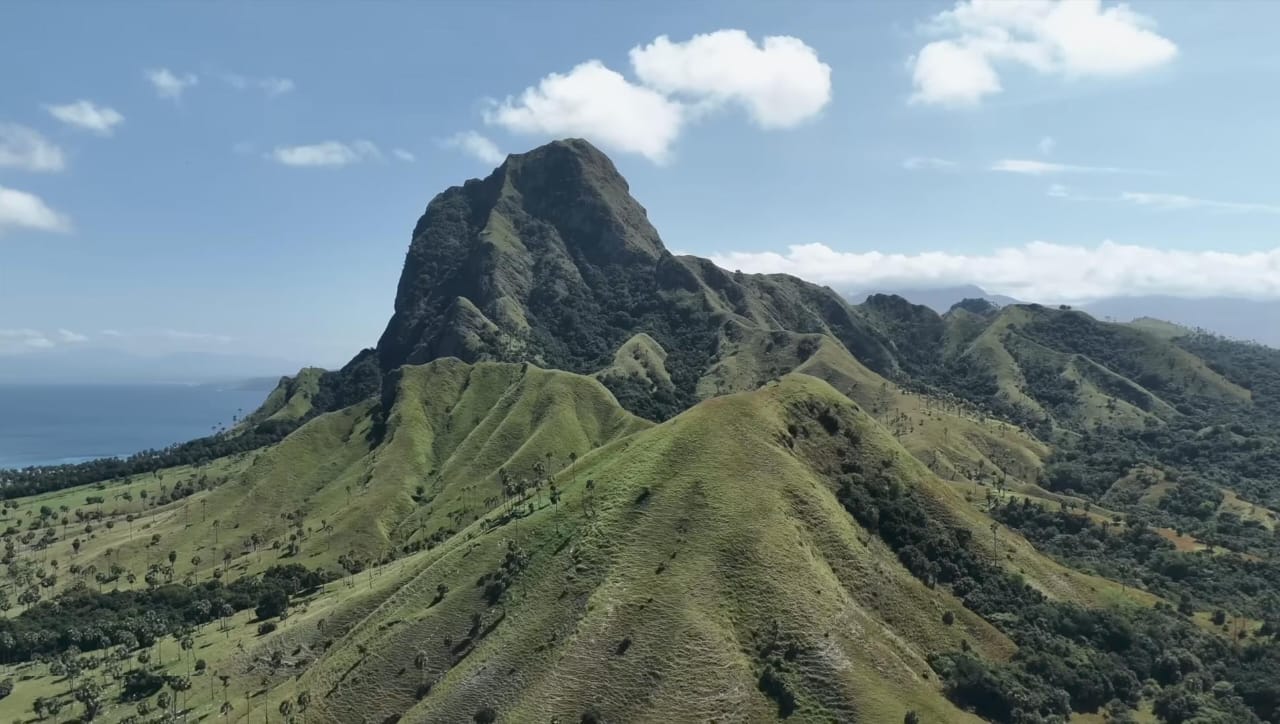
630,30,831,128
910,0,1177,107
485,60,684,163
222,73,295,97
392,148,416,162
267,140,381,167
708,241,1280,303
0,124,66,172
439,131,504,165
903,156,957,170
45,100,125,135
57,329,88,343
0,186,71,235
485,30,830,163
145,68,198,100
991,158,1143,175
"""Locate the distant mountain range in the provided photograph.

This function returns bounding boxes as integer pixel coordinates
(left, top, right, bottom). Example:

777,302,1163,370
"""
848,285,1280,348
0,346,305,385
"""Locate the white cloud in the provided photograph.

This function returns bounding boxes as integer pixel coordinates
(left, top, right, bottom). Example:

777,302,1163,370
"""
0,329,54,354
267,140,381,168
392,148,416,162
629,30,831,128
45,100,125,135
0,186,71,235
991,158,1143,175
1048,185,1280,214
145,68,198,100
222,73,295,97
909,39,1002,108
903,156,957,170
1119,191,1280,215
0,124,66,172
439,132,503,165
910,0,1178,107
57,329,88,343
708,241,1280,302
1038,135,1056,155
485,60,684,163
485,30,830,163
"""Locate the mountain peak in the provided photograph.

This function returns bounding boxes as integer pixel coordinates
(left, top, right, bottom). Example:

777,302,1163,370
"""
376,139,668,374
493,138,665,262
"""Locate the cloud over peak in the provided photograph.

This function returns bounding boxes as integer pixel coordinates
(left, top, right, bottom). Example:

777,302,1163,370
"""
485,61,683,164
485,29,831,163
910,0,1177,107
629,30,831,129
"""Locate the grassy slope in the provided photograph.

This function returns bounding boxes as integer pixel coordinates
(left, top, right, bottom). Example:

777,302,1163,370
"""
292,374,1003,724
288,375,1144,723
242,367,325,426
594,332,674,393
0,364,1155,724
953,305,1250,430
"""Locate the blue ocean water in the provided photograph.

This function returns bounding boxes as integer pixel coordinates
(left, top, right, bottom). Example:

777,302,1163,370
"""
0,383,272,470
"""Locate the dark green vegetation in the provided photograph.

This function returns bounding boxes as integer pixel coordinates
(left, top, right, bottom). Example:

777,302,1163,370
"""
0,565,330,662
5,139,1280,722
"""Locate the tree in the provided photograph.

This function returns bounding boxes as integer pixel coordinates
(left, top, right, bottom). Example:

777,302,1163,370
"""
255,585,289,620
296,690,312,720
74,680,103,720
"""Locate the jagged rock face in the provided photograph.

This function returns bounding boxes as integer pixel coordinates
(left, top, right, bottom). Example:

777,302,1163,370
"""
361,138,902,419
376,139,665,372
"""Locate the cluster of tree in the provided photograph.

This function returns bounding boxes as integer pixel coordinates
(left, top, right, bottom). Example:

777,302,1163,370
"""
993,497,1280,628
832,451,1280,722
0,564,330,662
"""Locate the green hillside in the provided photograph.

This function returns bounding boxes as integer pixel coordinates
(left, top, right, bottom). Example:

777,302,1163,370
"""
5,139,1280,724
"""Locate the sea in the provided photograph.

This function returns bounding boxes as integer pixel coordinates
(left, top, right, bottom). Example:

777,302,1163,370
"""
0,382,274,470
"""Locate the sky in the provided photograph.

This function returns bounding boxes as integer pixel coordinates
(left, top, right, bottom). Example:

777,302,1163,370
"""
2,0,1280,372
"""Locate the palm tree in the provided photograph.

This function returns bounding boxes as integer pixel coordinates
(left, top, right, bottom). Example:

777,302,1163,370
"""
295,690,311,718
414,650,429,691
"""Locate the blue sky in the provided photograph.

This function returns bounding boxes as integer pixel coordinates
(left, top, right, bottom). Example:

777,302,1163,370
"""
2,1,1279,370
